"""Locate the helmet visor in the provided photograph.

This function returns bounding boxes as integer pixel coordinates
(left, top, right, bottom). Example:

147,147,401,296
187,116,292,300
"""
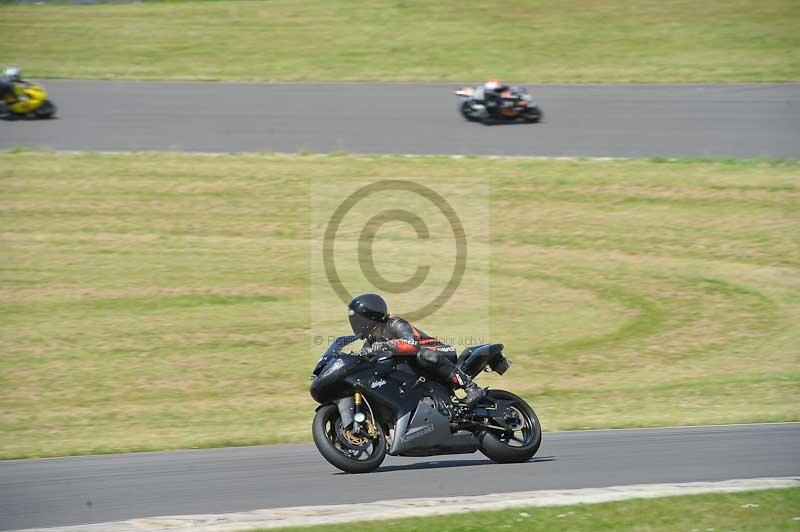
349,311,381,339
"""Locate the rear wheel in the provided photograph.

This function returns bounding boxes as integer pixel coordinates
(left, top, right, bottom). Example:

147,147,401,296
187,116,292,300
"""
312,403,386,473
478,389,541,463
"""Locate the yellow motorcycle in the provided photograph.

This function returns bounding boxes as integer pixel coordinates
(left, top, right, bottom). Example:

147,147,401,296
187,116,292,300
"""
1,80,57,120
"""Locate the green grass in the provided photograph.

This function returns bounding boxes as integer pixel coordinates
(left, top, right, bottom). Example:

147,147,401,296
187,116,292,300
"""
1,0,798,82
264,488,800,531
1,152,799,459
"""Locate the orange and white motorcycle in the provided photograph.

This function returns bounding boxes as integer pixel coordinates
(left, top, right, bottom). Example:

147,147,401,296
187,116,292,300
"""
454,84,541,124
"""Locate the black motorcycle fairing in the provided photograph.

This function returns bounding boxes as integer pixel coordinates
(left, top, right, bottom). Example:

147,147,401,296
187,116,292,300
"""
353,365,423,418
310,353,367,403
398,430,479,457
390,397,449,454
358,363,455,420
312,335,359,377
355,370,463,456
312,351,424,417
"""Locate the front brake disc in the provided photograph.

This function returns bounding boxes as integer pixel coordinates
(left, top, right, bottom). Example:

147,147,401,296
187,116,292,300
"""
335,420,369,451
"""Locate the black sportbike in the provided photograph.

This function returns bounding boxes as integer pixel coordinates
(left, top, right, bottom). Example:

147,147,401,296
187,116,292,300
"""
454,85,542,124
310,336,541,473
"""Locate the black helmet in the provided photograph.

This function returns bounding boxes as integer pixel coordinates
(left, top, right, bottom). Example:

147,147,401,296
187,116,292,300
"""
348,293,389,338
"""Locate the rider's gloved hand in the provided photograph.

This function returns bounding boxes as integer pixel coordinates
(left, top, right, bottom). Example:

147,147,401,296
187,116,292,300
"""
356,346,372,357
369,341,394,354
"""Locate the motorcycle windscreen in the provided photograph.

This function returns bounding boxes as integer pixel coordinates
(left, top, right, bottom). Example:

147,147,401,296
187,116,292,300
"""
312,335,359,376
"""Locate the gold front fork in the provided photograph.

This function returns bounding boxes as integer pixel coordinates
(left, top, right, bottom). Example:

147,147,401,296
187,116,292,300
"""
354,392,377,437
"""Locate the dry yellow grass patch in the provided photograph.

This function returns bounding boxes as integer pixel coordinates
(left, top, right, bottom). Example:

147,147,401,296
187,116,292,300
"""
1,152,798,458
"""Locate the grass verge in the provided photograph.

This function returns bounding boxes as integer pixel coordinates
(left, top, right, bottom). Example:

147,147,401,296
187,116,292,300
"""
1,152,798,459
264,487,800,531
1,0,798,83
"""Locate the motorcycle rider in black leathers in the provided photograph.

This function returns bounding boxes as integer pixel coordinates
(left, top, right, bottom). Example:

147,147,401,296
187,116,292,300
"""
347,293,486,406
481,79,510,116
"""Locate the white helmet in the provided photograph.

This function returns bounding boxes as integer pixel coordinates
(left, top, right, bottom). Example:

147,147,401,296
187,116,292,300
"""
484,78,503,91
4,67,21,82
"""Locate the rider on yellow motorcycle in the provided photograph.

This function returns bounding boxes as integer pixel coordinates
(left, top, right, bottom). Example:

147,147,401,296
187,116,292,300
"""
1,67,54,118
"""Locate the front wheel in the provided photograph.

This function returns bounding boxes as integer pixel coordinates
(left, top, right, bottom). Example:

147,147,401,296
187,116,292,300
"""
460,100,481,122
478,390,541,463
522,106,542,123
34,100,56,119
312,403,386,473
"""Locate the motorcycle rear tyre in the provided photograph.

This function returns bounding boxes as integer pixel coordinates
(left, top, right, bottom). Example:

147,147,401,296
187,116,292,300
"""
478,389,542,463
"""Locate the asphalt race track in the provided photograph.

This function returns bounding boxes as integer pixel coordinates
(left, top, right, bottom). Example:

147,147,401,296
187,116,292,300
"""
1,81,798,158
2,423,799,530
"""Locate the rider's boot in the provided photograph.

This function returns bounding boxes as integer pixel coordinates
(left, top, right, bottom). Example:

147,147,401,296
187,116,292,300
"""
449,367,485,406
